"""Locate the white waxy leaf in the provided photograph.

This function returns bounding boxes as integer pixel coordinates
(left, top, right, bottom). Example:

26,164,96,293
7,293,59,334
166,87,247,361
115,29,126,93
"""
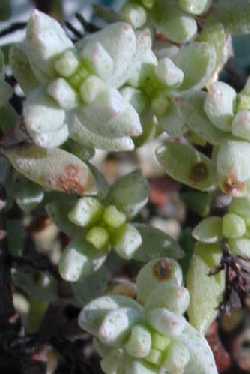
121,86,147,115
217,141,250,195
79,295,143,336
155,57,184,87
178,0,212,15
30,124,69,149
232,111,250,141
4,145,91,195
114,224,142,259
136,258,183,304
76,88,142,139
24,88,65,134
204,81,236,132
99,307,142,346
80,42,113,80
145,284,190,315
161,340,190,373
68,197,102,227
54,49,79,78
70,115,134,151
122,4,147,29
24,10,73,80
78,22,136,88
177,322,218,374
193,217,223,244
47,78,78,110
125,325,151,358
147,308,186,337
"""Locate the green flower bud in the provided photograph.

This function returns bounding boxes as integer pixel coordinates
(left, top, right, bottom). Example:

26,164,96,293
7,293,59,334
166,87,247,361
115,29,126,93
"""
204,81,236,132
222,213,246,239
68,197,103,227
103,205,126,229
151,331,170,352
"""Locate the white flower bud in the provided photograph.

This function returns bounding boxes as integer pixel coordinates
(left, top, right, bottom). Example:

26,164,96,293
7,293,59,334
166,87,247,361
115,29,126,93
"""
48,78,78,110
59,247,88,282
155,58,184,87
68,197,102,227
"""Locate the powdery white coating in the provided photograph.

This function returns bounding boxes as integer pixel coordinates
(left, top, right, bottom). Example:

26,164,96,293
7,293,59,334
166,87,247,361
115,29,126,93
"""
204,81,236,131
54,50,79,78
146,308,186,337
122,4,147,29
30,124,69,149
80,42,113,80
114,224,142,259
24,10,73,80
78,22,136,88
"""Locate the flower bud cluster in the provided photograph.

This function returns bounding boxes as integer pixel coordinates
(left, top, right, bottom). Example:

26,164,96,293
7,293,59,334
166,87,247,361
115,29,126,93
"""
79,258,217,374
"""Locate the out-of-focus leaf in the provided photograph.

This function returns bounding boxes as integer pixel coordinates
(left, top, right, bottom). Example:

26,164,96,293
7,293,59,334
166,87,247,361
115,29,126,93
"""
187,243,225,335
156,141,216,191
181,191,213,217
4,145,93,195
6,219,25,257
71,265,110,306
87,162,110,200
107,170,149,218
0,0,11,21
15,179,44,212
179,228,195,279
133,223,184,262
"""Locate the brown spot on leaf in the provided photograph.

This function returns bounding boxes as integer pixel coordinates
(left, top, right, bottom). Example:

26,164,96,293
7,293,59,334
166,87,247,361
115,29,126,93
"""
190,161,208,183
223,172,246,197
55,164,86,195
153,259,173,281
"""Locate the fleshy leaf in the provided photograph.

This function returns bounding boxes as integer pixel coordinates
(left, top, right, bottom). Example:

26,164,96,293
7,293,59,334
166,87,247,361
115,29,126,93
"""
107,170,149,218
156,141,216,191
133,223,183,262
187,243,225,335
193,216,223,244
4,145,93,195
